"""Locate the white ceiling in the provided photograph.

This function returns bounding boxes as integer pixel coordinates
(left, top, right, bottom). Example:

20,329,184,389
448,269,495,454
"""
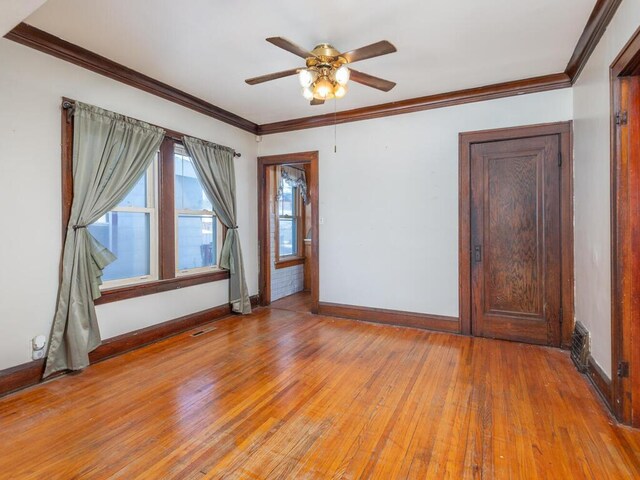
0,0,48,37
25,0,595,124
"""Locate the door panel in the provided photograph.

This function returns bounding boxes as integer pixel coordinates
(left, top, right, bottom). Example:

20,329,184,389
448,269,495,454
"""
470,136,561,346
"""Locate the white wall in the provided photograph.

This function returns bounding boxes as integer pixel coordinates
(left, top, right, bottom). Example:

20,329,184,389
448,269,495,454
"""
259,89,573,317
0,39,258,370
573,0,640,378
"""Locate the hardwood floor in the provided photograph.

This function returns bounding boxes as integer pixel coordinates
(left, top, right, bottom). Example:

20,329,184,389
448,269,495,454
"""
270,291,313,313
1,306,639,479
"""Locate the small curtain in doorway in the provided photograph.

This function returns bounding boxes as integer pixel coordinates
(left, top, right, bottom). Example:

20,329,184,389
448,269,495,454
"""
277,165,308,204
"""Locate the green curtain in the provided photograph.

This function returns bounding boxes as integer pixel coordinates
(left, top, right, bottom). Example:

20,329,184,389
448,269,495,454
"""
183,136,251,314
44,102,165,378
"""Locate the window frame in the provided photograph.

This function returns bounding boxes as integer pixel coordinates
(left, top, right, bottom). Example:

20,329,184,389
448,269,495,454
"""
274,167,305,269
173,145,225,276
61,104,229,305
91,159,159,289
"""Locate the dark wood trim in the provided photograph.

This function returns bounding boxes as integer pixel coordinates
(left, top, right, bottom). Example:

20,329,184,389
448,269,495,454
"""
87,302,237,363
275,257,305,270
257,73,571,135
159,137,176,280
0,295,259,398
5,21,588,135
318,302,459,333
458,121,574,345
94,270,231,305
0,359,45,399
610,28,640,427
565,0,623,83
586,355,614,411
611,25,640,78
5,23,257,133
258,152,319,313
7,8,621,136
61,104,74,246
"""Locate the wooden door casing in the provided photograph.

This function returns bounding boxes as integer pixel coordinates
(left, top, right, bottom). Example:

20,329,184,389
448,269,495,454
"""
470,135,562,346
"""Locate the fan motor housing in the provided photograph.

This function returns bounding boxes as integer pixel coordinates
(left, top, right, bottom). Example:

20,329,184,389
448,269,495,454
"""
306,43,347,69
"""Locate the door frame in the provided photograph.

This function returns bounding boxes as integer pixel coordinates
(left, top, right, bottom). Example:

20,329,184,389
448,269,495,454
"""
458,121,574,347
610,26,640,426
257,151,319,313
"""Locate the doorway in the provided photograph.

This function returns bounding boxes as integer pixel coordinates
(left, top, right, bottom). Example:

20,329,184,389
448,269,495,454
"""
611,27,640,427
459,122,573,347
258,151,319,313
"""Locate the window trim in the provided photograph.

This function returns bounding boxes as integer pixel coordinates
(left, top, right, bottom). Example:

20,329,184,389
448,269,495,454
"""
61,101,229,305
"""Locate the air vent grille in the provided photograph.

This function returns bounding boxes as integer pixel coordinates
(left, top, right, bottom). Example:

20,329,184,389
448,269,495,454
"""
191,326,217,337
571,321,589,372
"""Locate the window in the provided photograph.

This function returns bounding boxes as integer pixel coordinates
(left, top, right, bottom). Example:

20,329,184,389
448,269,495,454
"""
63,126,230,302
88,159,158,287
278,182,298,257
174,145,223,275
274,167,305,268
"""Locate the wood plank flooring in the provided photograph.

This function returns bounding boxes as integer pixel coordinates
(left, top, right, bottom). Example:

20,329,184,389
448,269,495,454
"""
270,291,313,313
1,302,639,479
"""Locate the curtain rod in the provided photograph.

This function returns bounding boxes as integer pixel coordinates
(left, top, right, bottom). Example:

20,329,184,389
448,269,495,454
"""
62,99,241,158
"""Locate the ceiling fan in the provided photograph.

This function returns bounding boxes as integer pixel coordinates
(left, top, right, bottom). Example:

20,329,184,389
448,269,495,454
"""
245,37,397,105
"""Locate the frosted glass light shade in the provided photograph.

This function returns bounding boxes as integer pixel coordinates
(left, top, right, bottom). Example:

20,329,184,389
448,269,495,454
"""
298,69,314,88
313,77,333,99
335,65,350,85
302,86,314,100
334,84,348,98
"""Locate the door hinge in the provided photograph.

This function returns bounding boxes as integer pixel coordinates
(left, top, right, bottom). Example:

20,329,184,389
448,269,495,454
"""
615,111,628,126
559,306,563,325
617,361,630,378
558,150,562,167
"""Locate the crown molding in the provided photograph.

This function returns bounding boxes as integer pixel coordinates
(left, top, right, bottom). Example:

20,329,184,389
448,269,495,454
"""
4,23,258,134
565,0,623,83
4,0,617,136
257,73,571,135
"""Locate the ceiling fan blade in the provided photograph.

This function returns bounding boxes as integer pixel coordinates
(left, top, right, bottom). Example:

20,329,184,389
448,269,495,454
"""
310,98,325,106
341,40,396,64
349,69,396,92
245,68,299,85
266,37,314,59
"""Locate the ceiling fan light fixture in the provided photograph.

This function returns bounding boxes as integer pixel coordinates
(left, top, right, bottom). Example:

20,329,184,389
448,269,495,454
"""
334,83,348,99
246,37,397,104
298,68,315,88
302,86,314,101
334,65,350,86
313,76,333,99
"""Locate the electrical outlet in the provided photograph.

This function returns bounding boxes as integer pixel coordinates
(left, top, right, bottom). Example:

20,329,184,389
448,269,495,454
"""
32,335,47,361
32,349,45,360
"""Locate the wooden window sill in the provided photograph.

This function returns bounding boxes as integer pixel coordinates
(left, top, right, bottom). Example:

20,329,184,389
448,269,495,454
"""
275,257,305,269
94,269,230,305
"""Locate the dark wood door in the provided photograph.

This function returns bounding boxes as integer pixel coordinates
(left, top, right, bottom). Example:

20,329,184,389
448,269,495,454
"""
470,135,561,346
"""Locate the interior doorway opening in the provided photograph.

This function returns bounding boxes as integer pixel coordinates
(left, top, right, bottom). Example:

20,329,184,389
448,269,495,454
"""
258,152,319,314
